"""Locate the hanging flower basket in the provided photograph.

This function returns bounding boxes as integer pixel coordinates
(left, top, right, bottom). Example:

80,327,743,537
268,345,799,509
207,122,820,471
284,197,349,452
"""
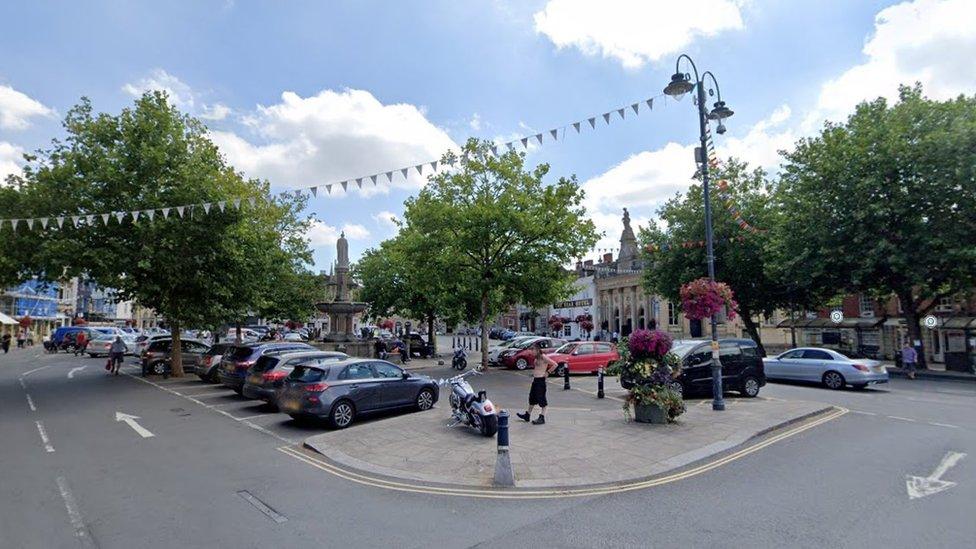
19,315,33,328
679,278,738,321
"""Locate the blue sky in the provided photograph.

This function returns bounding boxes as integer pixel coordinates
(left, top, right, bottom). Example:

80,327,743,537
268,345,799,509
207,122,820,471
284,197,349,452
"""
1,0,974,271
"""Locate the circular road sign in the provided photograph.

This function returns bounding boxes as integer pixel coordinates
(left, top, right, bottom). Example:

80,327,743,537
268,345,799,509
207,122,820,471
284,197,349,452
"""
829,310,843,324
923,315,938,329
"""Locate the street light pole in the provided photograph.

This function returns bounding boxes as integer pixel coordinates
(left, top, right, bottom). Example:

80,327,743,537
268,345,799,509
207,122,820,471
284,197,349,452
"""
664,54,734,412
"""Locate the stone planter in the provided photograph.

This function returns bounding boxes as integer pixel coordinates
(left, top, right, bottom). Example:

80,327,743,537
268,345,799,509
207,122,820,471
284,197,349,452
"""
634,402,668,424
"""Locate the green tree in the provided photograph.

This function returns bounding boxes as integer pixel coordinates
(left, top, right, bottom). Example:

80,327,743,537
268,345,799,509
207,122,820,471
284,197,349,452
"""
11,92,313,375
402,139,598,368
640,159,790,354
775,85,976,360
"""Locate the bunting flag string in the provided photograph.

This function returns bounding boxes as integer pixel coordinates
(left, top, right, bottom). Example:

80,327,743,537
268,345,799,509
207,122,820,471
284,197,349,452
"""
703,125,766,235
645,235,747,253
0,92,667,231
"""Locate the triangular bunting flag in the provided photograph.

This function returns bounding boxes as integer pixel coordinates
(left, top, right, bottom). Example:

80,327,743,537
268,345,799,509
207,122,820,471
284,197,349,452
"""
550,129,558,140
588,117,596,129
370,175,377,185
386,172,393,182
176,206,185,217
26,218,34,230
247,197,256,207
415,164,423,175
115,212,124,223
132,211,140,224
56,217,65,229
355,178,362,188
631,103,640,115
520,137,529,149
617,108,625,120
646,98,653,110
39,218,49,229
162,207,171,218
573,122,581,133
603,113,611,124
490,145,499,156
146,210,155,221
101,213,110,225
71,216,81,228
233,199,242,209
202,203,211,214
310,187,317,197
340,181,348,192
535,133,543,145
217,201,226,212
429,161,438,172
401,168,409,178
11,219,19,230
506,142,515,151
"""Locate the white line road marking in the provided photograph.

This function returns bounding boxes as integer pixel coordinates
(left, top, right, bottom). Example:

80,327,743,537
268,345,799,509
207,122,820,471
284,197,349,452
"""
237,490,288,523
122,372,297,445
115,412,155,438
236,413,276,421
888,416,916,423
906,451,967,500
850,410,877,416
182,391,235,398
35,421,54,453
850,410,960,429
19,377,27,389
928,422,960,429
25,393,36,411
56,476,93,546
21,365,50,376
67,366,87,379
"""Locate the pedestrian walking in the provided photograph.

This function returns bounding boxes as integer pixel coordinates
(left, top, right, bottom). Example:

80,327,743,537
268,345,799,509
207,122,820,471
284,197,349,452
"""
516,343,558,425
1,333,10,353
611,331,619,344
901,341,918,380
16,328,25,349
109,336,126,375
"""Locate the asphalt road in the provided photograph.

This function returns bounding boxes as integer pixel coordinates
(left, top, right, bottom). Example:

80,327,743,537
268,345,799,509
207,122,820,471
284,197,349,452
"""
1,349,972,548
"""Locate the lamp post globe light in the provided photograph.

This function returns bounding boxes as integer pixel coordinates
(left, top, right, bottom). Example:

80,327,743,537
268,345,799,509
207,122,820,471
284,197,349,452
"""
664,54,734,412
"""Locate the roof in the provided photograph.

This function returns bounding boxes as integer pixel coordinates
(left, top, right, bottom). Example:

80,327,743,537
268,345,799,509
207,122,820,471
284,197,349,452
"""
275,350,349,361
0,312,16,325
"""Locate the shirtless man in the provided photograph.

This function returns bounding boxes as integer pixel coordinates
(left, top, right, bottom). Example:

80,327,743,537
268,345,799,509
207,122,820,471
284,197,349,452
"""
516,342,557,425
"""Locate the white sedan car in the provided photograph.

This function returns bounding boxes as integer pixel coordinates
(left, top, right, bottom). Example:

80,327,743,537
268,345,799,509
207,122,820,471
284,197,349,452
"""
763,347,889,390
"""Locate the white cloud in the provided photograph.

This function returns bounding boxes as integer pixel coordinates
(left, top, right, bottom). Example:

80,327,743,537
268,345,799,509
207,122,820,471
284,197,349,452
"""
534,0,745,69
122,69,195,109
0,85,55,130
804,0,976,131
0,141,25,184
718,104,796,172
200,102,231,121
210,88,457,197
469,113,482,131
306,220,370,248
372,210,399,230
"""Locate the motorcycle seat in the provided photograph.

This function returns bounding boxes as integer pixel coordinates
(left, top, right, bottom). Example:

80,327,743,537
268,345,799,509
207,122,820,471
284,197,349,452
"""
463,393,477,407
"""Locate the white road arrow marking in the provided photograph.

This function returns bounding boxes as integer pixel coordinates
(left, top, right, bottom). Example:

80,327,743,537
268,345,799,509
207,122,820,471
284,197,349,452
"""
906,451,966,500
115,412,155,438
67,366,87,379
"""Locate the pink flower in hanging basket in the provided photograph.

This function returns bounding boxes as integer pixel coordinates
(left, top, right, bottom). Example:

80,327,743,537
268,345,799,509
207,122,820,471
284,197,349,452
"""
627,329,673,360
679,278,738,321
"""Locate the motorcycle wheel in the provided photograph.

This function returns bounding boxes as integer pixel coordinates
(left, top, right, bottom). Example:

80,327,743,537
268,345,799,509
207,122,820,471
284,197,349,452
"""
455,359,466,370
480,414,498,437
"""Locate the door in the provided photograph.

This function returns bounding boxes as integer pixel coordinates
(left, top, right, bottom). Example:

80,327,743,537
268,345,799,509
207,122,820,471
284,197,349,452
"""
768,349,803,380
594,343,616,371
181,340,209,368
370,361,413,407
799,349,834,381
689,319,703,338
683,345,713,391
337,363,381,411
570,343,595,372
718,341,744,386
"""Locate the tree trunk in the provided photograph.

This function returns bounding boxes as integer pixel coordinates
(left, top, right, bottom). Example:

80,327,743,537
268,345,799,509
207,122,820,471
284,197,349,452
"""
479,291,489,370
171,319,184,377
427,313,436,354
739,309,766,357
235,321,242,343
898,292,925,369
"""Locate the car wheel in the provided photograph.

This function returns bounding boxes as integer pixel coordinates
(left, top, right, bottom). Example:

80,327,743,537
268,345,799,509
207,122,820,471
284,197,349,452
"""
553,364,567,377
822,371,845,390
515,357,529,370
668,380,684,397
88,353,96,358
150,362,167,376
416,388,435,411
329,400,356,429
740,376,761,398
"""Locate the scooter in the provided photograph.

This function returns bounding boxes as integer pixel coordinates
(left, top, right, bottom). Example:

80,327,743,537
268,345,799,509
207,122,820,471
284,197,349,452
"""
451,347,467,370
444,370,497,437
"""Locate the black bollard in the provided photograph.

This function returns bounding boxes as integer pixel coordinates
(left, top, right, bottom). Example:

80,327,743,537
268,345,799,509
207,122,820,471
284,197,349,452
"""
563,364,570,390
497,410,509,450
494,410,514,486
597,367,605,399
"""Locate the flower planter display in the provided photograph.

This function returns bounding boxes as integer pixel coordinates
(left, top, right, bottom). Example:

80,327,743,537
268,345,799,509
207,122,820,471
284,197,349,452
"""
634,402,668,424
606,328,686,424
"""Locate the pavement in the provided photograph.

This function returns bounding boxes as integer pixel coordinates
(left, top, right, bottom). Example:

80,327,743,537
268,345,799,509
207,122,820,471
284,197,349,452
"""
305,369,832,489
2,348,974,548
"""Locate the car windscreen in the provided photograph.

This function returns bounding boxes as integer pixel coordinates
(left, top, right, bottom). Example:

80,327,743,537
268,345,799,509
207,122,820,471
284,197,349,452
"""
205,344,230,356
148,340,172,352
670,342,701,359
553,343,577,354
252,355,280,372
288,365,328,382
512,339,540,350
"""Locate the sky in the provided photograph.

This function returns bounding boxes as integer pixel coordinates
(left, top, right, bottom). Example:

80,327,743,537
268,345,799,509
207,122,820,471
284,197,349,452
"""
1,0,974,272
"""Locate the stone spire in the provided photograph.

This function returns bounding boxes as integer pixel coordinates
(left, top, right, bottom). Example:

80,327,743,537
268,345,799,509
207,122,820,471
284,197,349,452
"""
335,232,350,301
617,208,638,267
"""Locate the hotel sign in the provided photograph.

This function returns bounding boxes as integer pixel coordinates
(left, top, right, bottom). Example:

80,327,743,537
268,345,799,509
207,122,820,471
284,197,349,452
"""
553,298,593,309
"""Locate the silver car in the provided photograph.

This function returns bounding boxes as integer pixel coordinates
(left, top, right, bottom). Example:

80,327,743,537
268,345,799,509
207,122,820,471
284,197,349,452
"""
763,347,889,390
487,336,537,365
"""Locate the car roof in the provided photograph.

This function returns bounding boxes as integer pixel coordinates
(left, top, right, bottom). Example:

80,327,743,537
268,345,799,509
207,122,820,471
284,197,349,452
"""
672,338,757,347
276,350,349,361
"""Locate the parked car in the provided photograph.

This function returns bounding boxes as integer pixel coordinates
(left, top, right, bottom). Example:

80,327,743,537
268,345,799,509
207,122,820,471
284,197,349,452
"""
500,329,518,341
487,336,537,365
194,343,234,382
141,338,211,377
403,333,435,358
277,358,439,428
499,337,567,370
51,326,96,348
546,342,620,375
623,338,765,398
763,347,888,390
282,332,305,342
218,342,314,394
242,350,348,408
134,333,172,357
86,335,117,358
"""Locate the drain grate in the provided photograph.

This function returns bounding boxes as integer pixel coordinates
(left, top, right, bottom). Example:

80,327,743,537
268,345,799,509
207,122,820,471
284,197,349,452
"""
237,490,288,524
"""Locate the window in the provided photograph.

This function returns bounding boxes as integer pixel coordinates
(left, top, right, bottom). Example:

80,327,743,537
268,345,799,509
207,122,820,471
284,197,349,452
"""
574,344,594,355
252,356,280,373
668,302,679,326
685,349,711,367
596,343,613,354
859,295,875,318
801,349,832,360
372,362,403,379
564,325,572,337
289,366,326,383
339,364,374,380
718,341,742,358
936,297,954,313
780,350,804,359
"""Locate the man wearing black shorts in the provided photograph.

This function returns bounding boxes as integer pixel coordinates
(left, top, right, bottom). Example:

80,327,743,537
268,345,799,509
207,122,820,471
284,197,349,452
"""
517,343,557,425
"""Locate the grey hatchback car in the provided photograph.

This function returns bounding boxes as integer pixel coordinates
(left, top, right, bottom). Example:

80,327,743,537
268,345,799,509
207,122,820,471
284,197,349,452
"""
241,350,348,408
277,358,439,428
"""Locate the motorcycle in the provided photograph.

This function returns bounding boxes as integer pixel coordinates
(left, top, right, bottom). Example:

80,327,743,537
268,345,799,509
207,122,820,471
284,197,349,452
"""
444,370,497,437
451,347,467,370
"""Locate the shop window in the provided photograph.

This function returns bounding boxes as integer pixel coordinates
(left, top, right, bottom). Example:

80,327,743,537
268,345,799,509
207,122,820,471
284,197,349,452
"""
668,302,679,326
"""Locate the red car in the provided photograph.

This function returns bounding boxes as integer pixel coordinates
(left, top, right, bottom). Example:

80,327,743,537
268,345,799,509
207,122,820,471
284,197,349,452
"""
499,337,567,370
546,342,620,375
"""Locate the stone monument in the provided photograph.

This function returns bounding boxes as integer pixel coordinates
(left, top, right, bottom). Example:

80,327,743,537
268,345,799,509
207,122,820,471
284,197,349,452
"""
315,232,370,356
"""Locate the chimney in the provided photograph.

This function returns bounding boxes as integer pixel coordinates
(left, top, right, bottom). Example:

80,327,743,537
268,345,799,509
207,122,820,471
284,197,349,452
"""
603,253,613,264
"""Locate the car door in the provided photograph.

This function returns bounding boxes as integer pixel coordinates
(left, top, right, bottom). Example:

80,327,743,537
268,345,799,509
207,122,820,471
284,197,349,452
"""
570,343,594,372
337,363,381,411
371,361,413,407
181,341,208,369
682,345,713,391
800,349,834,382
718,341,744,386
768,350,804,380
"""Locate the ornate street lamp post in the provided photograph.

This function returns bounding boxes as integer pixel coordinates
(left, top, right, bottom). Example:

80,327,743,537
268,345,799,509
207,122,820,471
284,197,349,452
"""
663,54,734,411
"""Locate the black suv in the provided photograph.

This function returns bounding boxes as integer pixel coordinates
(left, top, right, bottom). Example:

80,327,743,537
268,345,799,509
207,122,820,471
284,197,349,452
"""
622,338,765,398
404,333,435,358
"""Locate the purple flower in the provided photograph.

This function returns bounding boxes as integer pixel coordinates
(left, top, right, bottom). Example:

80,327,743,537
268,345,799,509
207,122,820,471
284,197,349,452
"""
627,329,672,360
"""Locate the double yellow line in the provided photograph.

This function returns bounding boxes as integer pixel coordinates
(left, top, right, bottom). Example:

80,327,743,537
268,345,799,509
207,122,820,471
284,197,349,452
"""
277,406,848,499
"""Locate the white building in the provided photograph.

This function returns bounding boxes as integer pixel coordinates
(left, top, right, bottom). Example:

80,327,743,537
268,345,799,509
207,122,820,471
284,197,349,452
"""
550,274,597,341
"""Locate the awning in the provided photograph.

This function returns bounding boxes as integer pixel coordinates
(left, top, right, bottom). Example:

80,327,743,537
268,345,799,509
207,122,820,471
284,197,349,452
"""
0,312,17,325
941,316,976,329
838,318,884,329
